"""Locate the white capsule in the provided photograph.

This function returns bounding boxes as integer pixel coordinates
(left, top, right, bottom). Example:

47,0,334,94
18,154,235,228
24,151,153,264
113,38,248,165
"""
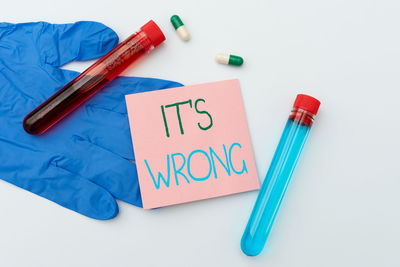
215,53,244,66
171,15,191,42
215,53,230,65
176,25,190,41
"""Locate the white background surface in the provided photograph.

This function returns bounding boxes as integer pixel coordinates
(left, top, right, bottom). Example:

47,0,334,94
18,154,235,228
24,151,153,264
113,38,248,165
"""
1,0,400,266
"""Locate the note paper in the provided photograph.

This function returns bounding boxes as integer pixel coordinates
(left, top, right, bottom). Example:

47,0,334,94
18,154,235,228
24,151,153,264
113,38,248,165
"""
126,79,259,209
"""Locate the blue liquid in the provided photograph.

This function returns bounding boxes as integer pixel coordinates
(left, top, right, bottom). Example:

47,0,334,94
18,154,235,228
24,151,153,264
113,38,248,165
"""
241,118,311,256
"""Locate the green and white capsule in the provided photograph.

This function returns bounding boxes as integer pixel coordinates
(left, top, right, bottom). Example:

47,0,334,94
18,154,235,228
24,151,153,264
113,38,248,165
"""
215,53,244,66
170,15,190,41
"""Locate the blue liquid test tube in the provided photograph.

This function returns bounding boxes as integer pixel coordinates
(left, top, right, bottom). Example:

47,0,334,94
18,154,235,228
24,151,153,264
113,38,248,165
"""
241,94,320,256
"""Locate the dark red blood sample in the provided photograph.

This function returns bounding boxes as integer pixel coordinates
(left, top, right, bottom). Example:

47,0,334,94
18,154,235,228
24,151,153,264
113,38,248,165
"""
23,21,164,135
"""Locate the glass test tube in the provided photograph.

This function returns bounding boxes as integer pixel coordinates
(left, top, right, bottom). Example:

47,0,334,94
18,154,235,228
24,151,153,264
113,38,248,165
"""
241,94,321,256
23,20,165,135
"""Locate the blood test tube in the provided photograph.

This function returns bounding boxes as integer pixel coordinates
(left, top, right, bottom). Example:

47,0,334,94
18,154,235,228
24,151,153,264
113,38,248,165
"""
241,94,321,256
23,20,165,135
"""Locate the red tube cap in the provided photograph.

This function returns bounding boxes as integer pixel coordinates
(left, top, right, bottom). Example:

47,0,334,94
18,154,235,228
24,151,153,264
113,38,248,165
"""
141,20,165,47
293,94,321,115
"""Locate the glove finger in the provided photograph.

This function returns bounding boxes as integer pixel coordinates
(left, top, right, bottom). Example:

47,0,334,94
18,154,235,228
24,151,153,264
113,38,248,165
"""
57,135,143,207
88,76,183,114
8,69,80,113
69,76,182,159
76,104,135,160
1,171,119,220
37,21,118,67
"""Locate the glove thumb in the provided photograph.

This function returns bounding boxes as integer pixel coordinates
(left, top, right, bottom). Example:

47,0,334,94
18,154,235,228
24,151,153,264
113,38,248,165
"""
37,21,118,67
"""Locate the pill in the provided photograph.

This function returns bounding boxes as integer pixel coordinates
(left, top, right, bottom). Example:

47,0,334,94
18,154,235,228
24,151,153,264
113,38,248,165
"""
215,53,244,66
170,15,190,41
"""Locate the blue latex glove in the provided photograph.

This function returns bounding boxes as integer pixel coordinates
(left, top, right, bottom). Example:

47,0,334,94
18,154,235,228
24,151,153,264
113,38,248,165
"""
0,21,182,219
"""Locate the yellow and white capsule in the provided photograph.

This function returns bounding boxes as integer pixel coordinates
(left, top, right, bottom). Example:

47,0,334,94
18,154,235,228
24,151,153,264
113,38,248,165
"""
215,53,244,66
170,15,190,41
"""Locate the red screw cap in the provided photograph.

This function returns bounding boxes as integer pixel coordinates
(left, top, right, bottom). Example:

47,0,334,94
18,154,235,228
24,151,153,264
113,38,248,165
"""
141,20,166,47
293,94,321,115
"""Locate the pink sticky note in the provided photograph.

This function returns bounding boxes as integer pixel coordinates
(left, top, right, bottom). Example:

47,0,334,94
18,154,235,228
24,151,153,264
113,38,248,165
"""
125,79,259,209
